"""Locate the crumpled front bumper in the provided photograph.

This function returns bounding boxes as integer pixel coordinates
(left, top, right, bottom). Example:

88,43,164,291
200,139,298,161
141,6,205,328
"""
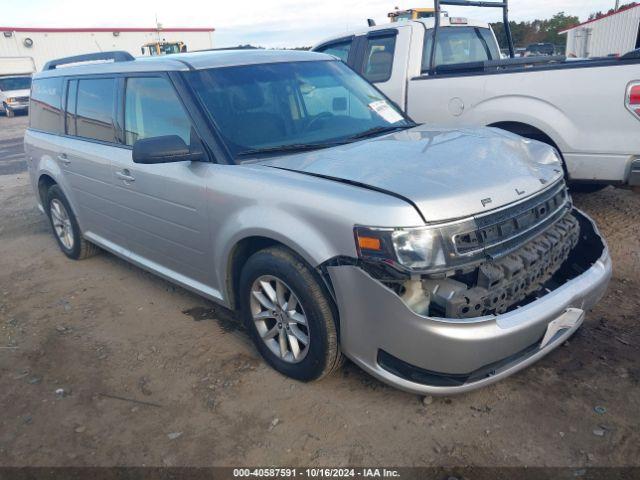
327,209,612,395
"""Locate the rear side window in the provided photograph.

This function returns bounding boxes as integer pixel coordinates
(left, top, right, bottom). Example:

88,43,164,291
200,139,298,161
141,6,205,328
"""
362,34,396,83
30,78,64,134
315,40,352,63
76,78,116,143
422,27,500,72
124,76,192,146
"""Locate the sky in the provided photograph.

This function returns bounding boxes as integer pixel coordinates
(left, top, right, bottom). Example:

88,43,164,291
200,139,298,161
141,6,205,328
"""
1,0,623,47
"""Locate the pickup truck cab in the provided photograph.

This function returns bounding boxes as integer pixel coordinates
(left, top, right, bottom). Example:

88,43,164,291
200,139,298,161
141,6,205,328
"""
312,17,640,186
25,49,610,394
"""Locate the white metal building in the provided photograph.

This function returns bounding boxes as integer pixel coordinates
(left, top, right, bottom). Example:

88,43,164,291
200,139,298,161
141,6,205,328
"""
561,4,640,58
0,26,215,70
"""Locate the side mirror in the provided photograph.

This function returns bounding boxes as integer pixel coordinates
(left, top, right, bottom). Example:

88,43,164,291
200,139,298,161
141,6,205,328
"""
132,135,204,164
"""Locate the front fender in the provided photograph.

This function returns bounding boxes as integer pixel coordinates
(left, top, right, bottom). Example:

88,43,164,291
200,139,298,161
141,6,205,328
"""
213,205,357,305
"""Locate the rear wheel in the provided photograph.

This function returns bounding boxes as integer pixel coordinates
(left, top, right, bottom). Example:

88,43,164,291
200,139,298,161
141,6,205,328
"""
46,185,99,260
239,246,343,381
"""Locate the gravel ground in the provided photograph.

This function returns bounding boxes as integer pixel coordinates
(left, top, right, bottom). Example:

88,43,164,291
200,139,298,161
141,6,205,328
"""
0,113,639,467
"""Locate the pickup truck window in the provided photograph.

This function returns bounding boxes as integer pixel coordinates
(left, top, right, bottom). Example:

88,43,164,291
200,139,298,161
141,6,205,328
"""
363,35,396,83
124,77,192,146
315,40,352,63
187,60,411,159
421,27,499,72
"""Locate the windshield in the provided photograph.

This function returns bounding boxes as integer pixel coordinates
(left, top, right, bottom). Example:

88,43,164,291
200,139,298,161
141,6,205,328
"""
0,76,32,91
186,60,413,159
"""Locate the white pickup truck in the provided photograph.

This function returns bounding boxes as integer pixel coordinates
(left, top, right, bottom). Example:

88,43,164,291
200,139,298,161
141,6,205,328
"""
312,15,640,186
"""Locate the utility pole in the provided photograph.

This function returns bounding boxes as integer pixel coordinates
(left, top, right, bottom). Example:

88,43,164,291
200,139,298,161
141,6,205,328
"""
614,0,620,11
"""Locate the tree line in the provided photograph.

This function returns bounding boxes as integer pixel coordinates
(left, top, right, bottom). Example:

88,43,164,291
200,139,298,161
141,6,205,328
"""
491,2,638,49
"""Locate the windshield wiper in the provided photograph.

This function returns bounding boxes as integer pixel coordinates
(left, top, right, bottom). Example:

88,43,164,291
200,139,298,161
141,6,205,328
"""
346,123,416,141
237,141,347,157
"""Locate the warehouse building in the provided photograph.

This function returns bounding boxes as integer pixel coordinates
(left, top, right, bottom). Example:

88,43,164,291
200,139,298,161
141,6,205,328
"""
0,26,215,70
561,4,640,58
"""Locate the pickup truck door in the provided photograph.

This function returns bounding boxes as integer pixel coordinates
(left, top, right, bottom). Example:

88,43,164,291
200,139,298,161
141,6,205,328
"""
405,25,497,126
349,26,413,109
108,75,215,290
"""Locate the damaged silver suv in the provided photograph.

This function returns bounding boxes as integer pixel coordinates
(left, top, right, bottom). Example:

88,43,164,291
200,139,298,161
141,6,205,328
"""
25,49,611,394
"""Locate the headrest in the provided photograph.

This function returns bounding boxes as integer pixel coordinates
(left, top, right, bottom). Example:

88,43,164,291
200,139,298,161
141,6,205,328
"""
230,83,265,110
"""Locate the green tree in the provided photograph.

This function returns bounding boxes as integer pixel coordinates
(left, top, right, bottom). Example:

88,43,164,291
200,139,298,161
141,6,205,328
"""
491,11,578,50
588,2,637,20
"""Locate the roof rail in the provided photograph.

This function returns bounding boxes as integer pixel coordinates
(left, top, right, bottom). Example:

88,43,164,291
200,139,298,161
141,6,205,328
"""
428,0,515,75
42,51,135,71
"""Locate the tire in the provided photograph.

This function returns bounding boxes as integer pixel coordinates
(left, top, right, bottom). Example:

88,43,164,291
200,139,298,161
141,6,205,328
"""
45,185,99,260
238,246,343,382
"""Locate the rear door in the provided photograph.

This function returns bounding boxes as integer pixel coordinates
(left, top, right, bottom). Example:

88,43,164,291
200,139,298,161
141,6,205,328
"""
57,76,127,245
108,74,214,288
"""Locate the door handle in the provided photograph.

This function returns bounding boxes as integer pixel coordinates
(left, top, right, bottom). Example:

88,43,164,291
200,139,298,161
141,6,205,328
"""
57,153,71,165
115,169,135,183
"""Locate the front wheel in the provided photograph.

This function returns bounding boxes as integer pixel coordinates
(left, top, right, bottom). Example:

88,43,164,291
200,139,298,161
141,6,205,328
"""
239,246,343,381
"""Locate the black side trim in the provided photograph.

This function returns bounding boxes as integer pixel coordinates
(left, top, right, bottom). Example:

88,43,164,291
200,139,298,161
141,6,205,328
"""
266,166,427,223
378,350,469,386
378,336,544,387
367,28,399,38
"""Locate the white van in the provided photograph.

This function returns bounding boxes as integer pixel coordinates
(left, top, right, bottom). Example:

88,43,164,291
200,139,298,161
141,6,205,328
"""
0,56,35,117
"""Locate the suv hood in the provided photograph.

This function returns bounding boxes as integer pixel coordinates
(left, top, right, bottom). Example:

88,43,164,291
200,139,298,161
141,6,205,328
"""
261,126,564,222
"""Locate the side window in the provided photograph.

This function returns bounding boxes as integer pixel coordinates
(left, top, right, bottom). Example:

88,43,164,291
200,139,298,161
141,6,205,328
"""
76,78,117,143
65,80,78,136
315,40,352,63
362,34,397,83
30,78,64,134
124,77,192,146
422,27,500,72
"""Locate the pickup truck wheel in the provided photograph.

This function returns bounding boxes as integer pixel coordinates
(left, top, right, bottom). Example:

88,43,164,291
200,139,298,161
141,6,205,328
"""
46,185,99,260
239,246,343,382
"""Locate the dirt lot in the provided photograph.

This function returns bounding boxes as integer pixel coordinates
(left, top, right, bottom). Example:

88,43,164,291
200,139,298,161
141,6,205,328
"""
0,113,639,468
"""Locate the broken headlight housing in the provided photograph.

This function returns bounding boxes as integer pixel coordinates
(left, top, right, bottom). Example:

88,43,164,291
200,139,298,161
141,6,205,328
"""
354,222,475,273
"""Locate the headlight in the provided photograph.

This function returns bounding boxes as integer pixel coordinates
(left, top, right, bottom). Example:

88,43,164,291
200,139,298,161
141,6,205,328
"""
355,225,449,271
7,98,15,103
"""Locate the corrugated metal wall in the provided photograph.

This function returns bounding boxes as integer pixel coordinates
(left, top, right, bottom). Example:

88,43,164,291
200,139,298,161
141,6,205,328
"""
565,6,640,57
0,30,214,70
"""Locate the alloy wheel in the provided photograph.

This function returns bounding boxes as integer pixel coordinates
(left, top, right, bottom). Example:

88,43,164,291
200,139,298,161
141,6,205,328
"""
50,199,74,250
250,275,310,363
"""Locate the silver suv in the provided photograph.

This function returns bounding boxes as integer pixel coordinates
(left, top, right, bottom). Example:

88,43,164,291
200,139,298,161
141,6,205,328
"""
25,49,611,394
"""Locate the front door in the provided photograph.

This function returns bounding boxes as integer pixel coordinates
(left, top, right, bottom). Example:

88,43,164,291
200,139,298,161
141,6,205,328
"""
109,75,214,289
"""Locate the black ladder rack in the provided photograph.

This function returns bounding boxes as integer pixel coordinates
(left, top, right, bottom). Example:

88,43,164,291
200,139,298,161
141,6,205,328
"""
428,0,515,75
42,51,135,71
